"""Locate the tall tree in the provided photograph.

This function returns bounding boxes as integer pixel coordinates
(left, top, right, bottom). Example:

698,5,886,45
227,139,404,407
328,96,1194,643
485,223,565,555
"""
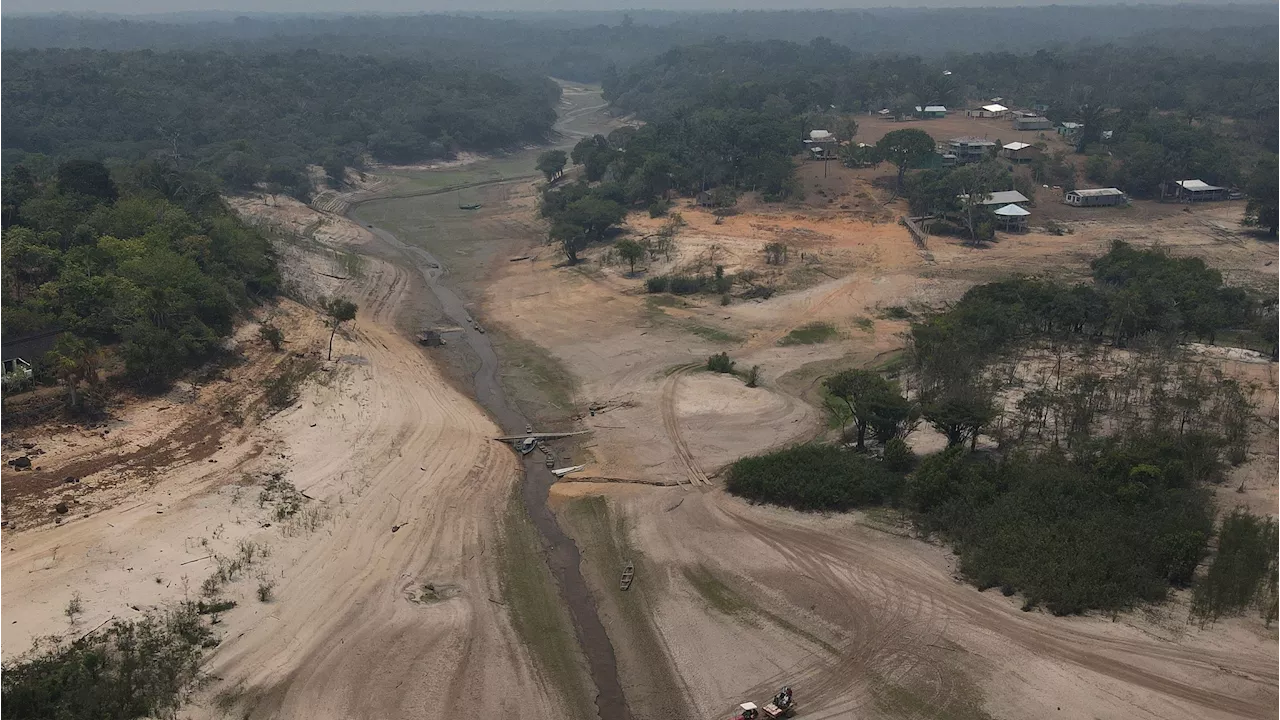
876,129,936,192
55,160,117,203
322,297,358,361
614,238,645,274
1244,155,1278,236
48,334,101,411
536,150,568,182
824,369,913,450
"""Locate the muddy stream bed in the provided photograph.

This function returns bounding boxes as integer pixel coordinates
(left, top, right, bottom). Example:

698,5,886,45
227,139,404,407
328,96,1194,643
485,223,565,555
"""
349,204,630,720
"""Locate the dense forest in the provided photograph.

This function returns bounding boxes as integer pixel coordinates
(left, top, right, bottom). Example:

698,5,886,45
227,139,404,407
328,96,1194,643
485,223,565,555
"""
5,6,1276,82
728,243,1277,617
1,158,278,395
605,38,1276,130
2,49,560,197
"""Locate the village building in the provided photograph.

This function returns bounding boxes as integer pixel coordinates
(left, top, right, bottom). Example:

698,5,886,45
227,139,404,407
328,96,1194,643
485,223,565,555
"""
946,137,998,164
1064,188,1127,207
1013,115,1053,131
994,203,1031,232
1167,179,1229,202
914,105,948,119
804,129,838,160
966,103,1009,119
959,189,1031,207
1057,122,1084,138
1001,141,1040,163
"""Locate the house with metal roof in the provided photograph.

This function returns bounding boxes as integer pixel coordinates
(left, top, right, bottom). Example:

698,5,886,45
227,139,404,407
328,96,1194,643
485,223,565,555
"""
1013,115,1053,131
1057,122,1084,138
914,105,948,119
1000,141,1040,163
804,129,838,159
947,137,998,164
1064,188,1127,207
1167,179,1229,202
967,103,1009,118
958,190,1031,207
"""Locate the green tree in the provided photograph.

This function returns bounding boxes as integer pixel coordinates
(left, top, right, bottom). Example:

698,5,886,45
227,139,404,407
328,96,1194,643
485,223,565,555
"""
55,160,117,203
536,150,568,182
1244,154,1278,236
924,394,996,450
876,129,936,192
824,369,913,451
952,161,1007,244
615,238,645,274
48,334,101,412
322,297,358,361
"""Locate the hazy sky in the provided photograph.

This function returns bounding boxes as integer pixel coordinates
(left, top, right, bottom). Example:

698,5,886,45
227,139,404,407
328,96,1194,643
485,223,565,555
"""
3,0,1208,16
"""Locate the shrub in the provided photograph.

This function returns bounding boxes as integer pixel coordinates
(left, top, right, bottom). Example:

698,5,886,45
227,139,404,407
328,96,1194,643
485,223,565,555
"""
645,275,669,293
745,365,761,388
257,580,276,603
2,604,213,720
726,445,901,511
648,199,671,217
883,437,916,471
667,274,707,295
1192,510,1279,624
707,352,735,374
258,323,284,351
906,441,1214,615
779,322,837,346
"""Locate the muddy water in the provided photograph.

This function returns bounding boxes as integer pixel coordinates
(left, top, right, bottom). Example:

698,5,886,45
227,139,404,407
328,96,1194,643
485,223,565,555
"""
348,85,630,720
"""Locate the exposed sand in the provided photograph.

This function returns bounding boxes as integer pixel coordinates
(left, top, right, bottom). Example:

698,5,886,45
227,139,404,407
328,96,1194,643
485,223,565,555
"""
475,156,1279,718
1,210,572,718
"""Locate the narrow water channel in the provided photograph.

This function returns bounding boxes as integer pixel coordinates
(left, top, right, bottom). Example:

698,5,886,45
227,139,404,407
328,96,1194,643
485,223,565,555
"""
350,198,630,720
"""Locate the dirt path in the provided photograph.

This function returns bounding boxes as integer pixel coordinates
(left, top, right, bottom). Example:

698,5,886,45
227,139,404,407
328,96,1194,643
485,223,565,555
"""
660,364,711,486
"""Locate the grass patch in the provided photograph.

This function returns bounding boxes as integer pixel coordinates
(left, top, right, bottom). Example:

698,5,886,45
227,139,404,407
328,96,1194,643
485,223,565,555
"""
498,492,595,720
494,330,578,424
872,677,993,720
779,321,838,346
853,316,875,332
684,323,742,344
878,305,914,321
681,565,750,616
262,355,320,410
645,294,687,309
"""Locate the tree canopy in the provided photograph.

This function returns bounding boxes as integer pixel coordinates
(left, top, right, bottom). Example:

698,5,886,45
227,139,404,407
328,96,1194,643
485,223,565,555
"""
3,49,561,199
2,160,278,389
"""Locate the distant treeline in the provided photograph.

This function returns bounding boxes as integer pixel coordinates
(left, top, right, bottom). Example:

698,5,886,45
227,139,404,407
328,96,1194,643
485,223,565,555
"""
2,49,560,198
605,38,1276,130
4,6,1276,82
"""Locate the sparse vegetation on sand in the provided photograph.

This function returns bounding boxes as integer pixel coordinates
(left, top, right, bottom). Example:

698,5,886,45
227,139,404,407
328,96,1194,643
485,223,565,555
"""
2,604,214,720
779,322,838,346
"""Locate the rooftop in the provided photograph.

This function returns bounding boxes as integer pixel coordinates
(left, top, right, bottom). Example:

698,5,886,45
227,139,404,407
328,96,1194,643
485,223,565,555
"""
995,203,1031,217
984,190,1031,205
951,136,997,146
1003,141,1032,151
1060,122,1083,129
1069,188,1125,197
982,103,1009,113
957,190,1032,206
1176,179,1224,191
916,105,947,113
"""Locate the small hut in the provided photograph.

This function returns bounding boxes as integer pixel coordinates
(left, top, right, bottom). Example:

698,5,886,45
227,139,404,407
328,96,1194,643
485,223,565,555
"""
994,203,1030,232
